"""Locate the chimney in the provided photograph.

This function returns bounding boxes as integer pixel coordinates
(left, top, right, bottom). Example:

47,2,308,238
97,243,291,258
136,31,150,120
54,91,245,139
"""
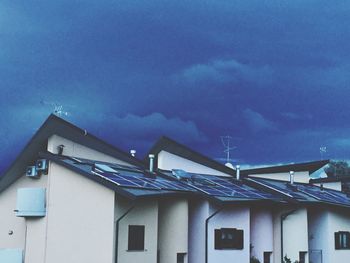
289,171,295,185
236,165,240,180
130,150,136,157
148,154,155,173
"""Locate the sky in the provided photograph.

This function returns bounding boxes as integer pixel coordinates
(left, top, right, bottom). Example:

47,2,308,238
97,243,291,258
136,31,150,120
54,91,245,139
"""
1,0,350,172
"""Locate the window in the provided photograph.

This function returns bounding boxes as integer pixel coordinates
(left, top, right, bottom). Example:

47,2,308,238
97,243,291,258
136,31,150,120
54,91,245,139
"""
128,225,145,251
299,251,307,263
263,252,272,263
335,231,350,249
214,228,243,250
177,253,186,263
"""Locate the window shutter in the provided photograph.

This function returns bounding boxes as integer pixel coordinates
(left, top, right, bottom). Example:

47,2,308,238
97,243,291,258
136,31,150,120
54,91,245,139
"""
236,229,244,249
335,232,340,249
215,229,221,249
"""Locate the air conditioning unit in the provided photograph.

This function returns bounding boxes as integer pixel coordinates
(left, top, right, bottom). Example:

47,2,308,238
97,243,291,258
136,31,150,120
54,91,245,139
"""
36,159,48,172
26,166,38,178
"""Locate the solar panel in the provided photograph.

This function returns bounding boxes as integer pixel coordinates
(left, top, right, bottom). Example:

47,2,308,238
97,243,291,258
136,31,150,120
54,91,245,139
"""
189,174,275,199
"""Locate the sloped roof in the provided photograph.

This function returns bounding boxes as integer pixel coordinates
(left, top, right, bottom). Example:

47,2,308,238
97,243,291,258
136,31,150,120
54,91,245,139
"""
146,136,236,176
241,160,330,176
0,114,144,193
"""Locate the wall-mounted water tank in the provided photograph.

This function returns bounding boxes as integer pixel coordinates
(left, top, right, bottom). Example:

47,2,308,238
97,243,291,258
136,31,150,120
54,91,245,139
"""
15,188,46,217
0,249,23,263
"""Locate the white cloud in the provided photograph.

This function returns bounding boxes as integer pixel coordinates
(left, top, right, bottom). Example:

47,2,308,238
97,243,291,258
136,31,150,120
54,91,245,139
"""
242,108,278,133
178,59,274,85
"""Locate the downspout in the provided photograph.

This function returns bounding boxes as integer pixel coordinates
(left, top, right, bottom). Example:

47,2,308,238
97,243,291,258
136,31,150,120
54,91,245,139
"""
205,207,223,263
115,205,135,263
280,210,296,263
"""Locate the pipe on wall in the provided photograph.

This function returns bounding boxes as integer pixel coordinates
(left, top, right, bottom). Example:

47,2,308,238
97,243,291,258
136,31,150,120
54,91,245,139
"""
115,205,135,263
280,209,297,263
205,207,223,263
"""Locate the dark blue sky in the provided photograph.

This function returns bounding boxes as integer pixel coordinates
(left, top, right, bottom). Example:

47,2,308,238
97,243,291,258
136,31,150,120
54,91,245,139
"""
2,1,350,171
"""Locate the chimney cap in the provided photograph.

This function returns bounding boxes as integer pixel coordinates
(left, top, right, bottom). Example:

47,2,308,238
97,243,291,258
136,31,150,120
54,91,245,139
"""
149,154,155,158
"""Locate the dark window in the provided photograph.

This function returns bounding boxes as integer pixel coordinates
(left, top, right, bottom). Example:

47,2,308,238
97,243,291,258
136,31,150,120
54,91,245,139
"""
128,225,145,251
299,251,307,263
214,228,243,250
177,253,186,263
335,231,350,249
264,252,272,263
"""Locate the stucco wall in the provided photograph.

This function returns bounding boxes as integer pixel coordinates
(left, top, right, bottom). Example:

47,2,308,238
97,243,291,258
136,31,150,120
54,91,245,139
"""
327,208,350,262
308,208,330,263
208,204,250,263
273,208,309,263
45,163,115,263
188,199,209,263
0,171,47,255
48,135,133,165
250,171,310,183
116,198,158,263
158,198,188,263
157,150,231,176
250,208,274,262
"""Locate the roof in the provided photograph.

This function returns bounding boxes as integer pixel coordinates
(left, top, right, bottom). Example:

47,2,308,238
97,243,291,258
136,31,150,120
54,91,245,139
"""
41,151,197,200
310,176,350,184
0,114,144,194
241,160,330,176
245,177,350,208
146,136,236,176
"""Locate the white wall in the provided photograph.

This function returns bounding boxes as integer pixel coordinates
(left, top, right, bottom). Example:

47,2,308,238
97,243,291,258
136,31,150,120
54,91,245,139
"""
158,198,188,263
48,135,133,165
0,171,47,257
208,204,250,263
314,182,342,191
157,150,231,176
327,208,350,262
308,208,330,263
188,199,209,263
250,171,310,183
45,163,115,263
250,208,274,262
116,198,158,263
273,208,309,263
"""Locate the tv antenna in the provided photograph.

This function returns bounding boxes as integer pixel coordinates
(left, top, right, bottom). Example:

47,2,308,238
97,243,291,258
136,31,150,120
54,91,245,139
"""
220,135,236,164
40,100,70,117
320,146,327,159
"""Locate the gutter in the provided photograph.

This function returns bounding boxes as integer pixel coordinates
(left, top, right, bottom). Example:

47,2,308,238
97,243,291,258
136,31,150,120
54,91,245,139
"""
205,207,223,263
280,210,296,263
115,205,135,263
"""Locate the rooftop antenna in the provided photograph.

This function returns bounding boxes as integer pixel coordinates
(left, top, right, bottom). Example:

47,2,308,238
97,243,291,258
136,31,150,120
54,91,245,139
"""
221,135,236,167
320,146,327,159
40,100,70,117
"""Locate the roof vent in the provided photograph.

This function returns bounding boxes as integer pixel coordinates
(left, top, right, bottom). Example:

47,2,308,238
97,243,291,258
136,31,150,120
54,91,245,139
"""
236,165,240,180
130,150,136,157
289,171,294,185
148,154,155,173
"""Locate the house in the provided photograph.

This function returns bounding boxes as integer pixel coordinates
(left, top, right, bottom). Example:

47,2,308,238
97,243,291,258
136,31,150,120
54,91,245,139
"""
1,115,350,263
147,137,282,263
0,115,194,263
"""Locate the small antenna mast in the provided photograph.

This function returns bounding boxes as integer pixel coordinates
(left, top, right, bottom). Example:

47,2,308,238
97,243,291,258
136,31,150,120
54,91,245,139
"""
320,146,327,159
221,135,236,164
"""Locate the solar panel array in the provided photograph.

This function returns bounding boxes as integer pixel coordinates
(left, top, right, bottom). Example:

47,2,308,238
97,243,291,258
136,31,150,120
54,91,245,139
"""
253,179,310,201
60,156,196,192
188,174,276,199
296,184,350,205
55,155,350,205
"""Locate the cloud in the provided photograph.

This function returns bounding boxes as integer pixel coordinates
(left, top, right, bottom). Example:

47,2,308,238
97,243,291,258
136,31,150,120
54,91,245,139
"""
242,108,278,133
178,59,274,86
281,112,313,121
